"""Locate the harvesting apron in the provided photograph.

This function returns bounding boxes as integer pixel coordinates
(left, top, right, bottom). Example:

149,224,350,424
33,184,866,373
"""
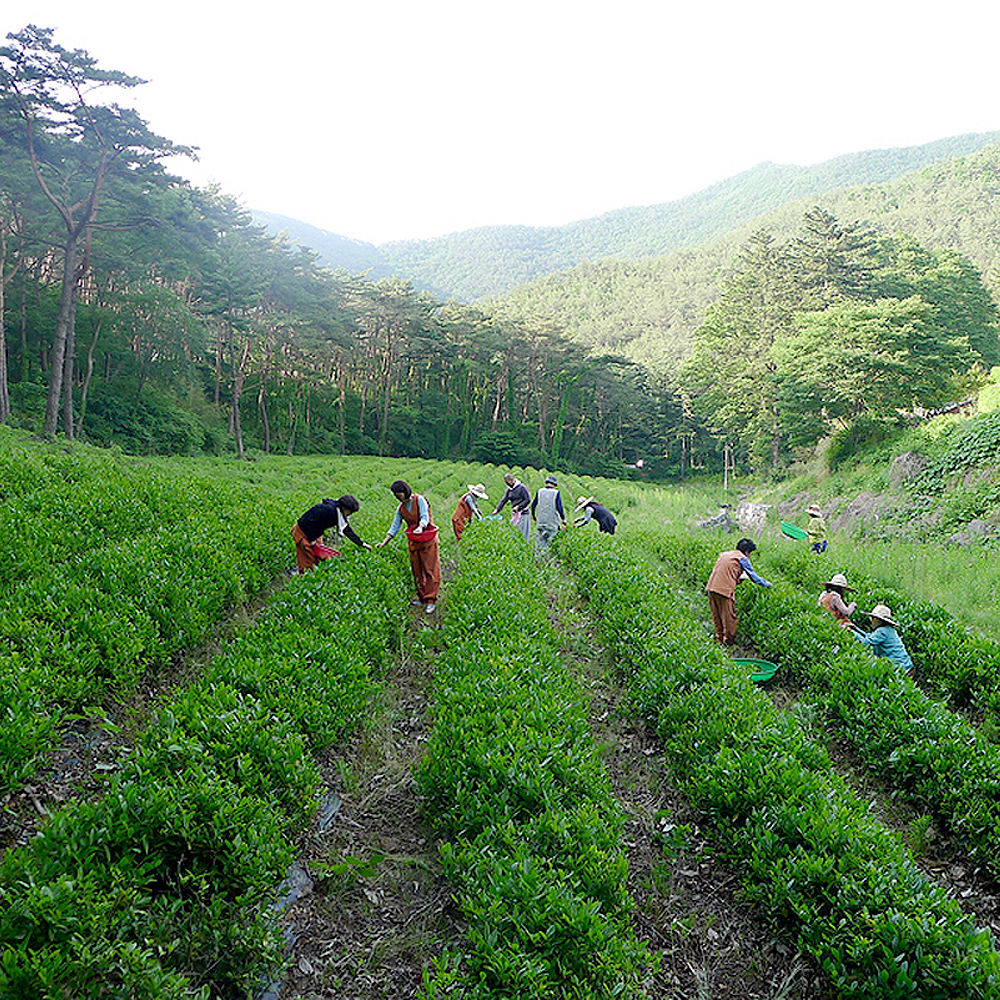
452,497,475,540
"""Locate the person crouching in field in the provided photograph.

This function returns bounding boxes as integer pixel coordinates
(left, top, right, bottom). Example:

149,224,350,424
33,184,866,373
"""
705,538,771,645
851,604,915,678
452,483,488,540
378,479,441,613
292,495,371,573
818,572,857,628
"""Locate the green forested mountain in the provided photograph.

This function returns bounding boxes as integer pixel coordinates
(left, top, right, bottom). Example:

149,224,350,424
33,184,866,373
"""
256,132,1000,302
496,143,1000,378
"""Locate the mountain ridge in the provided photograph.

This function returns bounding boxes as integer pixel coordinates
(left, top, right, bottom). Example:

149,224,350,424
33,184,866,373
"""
253,131,1000,301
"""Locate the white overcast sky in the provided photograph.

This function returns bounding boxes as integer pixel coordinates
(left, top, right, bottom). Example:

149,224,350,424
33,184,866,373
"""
4,1,999,244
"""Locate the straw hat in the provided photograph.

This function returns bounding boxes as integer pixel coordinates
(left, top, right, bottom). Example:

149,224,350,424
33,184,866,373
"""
823,573,856,592
807,504,823,517
467,483,488,499
865,603,900,628
575,495,596,511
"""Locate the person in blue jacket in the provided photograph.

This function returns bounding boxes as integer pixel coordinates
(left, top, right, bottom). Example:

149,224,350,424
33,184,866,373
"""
851,603,914,678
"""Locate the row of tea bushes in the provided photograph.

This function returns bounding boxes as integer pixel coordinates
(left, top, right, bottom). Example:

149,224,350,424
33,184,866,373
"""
736,575,1000,885
0,546,409,998
558,529,1000,999
0,458,293,794
760,541,1000,719
416,521,650,998
644,528,1000,889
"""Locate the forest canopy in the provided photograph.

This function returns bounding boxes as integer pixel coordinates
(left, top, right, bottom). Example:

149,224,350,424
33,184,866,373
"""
2,26,997,478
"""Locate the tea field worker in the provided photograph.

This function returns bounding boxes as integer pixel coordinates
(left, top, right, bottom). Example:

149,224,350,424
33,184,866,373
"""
493,472,531,541
573,496,617,535
806,504,828,553
377,480,441,613
851,604,915,678
292,494,371,574
705,538,771,645
452,483,488,541
818,572,857,628
531,475,567,552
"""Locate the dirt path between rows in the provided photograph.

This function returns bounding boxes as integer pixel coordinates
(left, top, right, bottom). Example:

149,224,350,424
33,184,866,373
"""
270,571,460,999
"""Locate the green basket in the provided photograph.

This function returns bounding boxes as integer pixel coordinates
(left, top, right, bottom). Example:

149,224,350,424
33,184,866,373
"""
780,521,808,541
733,657,779,683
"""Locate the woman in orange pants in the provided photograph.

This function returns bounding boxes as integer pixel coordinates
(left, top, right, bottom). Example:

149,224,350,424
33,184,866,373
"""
377,480,441,613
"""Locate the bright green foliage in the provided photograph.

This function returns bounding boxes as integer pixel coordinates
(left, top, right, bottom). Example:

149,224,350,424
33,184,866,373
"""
560,527,1000,998
0,497,408,997
417,523,649,998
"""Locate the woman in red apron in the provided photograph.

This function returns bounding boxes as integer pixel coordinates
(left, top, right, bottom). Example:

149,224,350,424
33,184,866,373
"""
377,479,441,613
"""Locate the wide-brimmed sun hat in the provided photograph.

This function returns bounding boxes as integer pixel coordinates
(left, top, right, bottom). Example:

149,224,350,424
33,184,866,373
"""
807,504,823,517
824,573,856,592
575,495,596,511
865,603,900,628
545,475,557,486
467,483,488,499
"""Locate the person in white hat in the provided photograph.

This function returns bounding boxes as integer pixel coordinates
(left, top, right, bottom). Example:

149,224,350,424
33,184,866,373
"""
806,504,828,553
452,483,488,541
818,572,856,628
851,604,915,678
573,496,617,534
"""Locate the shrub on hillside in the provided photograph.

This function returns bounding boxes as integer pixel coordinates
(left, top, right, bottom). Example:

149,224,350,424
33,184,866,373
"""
83,389,208,455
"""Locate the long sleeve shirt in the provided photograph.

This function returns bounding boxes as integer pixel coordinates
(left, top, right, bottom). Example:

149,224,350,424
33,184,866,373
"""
531,487,565,526
297,499,365,547
387,494,430,537
807,514,828,544
494,482,530,514
706,549,770,598
853,624,914,675
462,492,483,518
574,503,617,533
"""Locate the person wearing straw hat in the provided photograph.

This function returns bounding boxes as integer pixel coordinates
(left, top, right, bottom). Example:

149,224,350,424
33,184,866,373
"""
493,473,532,541
531,475,567,552
706,537,771,645
452,483,488,541
292,494,371,574
806,504,828,553
851,604,915,678
818,572,857,628
377,480,441,613
573,496,617,534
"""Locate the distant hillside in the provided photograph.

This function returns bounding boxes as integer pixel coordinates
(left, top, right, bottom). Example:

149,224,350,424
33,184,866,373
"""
494,142,1000,379
254,132,1000,301
250,211,386,278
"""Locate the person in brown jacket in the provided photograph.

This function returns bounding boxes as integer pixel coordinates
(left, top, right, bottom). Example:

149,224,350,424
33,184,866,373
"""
818,572,857,628
705,538,771,644
451,483,488,540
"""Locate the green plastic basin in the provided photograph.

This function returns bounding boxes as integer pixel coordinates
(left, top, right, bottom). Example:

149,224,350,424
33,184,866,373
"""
733,657,779,683
780,521,808,540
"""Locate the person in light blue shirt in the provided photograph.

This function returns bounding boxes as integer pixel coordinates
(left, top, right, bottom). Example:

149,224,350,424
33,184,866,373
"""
851,603,914,678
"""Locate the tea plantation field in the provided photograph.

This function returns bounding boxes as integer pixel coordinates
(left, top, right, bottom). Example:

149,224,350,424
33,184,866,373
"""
3,425,1000,998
